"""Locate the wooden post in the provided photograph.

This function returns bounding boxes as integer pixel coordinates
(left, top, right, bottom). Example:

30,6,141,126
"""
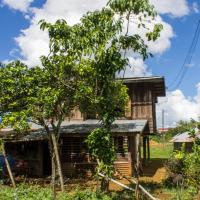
147,136,150,160
143,137,146,165
135,133,140,200
1,143,16,188
128,135,136,177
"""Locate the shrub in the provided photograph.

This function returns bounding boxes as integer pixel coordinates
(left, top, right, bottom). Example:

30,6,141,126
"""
0,185,135,200
0,184,52,200
183,144,200,186
166,141,200,188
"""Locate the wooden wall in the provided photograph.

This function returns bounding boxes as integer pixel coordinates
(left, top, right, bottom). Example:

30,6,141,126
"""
174,142,193,153
128,83,157,133
69,82,157,134
5,135,140,178
61,137,95,177
60,136,133,177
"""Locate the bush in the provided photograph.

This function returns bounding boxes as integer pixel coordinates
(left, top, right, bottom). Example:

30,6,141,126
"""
183,144,200,186
166,142,200,188
165,150,185,187
0,184,52,200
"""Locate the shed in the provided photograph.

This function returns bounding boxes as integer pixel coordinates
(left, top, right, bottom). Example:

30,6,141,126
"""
171,131,200,152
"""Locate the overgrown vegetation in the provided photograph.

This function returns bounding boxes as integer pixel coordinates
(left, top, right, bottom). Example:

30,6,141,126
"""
165,126,200,199
0,184,136,200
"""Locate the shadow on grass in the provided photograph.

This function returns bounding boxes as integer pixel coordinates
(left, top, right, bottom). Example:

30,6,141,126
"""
142,158,168,177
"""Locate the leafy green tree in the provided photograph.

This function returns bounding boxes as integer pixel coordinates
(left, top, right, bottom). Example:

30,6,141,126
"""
39,0,162,191
0,61,78,192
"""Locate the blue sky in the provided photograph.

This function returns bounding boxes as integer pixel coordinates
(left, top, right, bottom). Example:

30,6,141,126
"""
148,12,200,97
0,0,45,61
0,0,200,127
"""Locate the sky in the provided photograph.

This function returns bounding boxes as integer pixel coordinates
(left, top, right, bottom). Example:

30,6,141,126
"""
0,0,200,128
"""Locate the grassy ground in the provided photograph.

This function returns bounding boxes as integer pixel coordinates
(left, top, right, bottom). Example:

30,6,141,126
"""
0,184,135,200
1,140,198,200
140,141,200,200
150,142,173,159
141,140,173,159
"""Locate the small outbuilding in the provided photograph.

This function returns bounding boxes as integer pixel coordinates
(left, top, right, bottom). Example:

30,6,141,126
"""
171,131,200,152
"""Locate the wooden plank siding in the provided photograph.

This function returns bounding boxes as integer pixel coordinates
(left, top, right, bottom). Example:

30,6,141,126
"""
65,77,164,135
68,82,158,134
60,136,134,177
128,83,157,133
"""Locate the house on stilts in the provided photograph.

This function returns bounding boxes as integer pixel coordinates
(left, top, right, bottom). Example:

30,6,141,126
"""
0,76,166,177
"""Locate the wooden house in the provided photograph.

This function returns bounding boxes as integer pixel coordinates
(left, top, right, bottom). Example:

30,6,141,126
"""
171,130,200,152
1,76,165,177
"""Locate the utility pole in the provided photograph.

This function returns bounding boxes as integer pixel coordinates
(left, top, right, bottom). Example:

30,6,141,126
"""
162,109,165,146
162,109,164,130
198,115,200,132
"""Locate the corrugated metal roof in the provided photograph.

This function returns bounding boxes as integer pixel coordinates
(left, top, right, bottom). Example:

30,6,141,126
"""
2,119,147,142
171,131,200,143
60,119,147,133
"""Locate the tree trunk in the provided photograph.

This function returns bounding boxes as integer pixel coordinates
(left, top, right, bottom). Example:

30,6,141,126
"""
1,143,16,188
51,151,56,200
97,158,109,192
51,133,64,191
100,177,109,192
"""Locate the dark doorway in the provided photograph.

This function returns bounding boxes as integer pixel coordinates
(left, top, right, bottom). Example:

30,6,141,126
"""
43,141,51,176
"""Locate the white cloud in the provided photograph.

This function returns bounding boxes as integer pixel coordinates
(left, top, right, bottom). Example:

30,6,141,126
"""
127,15,174,55
156,83,200,127
14,0,108,66
1,0,34,12
146,16,174,54
128,57,152,77
192,2,199,14
13,0,174,67
31,0,107,25
15,24,49,66
150,0,190,18
124,57,152,77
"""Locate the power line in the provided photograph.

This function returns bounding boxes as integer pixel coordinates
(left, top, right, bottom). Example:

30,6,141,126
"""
168,19,200,91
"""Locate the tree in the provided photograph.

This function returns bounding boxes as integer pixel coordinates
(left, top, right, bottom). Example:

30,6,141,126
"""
0,61,78,193
39,0,162,192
